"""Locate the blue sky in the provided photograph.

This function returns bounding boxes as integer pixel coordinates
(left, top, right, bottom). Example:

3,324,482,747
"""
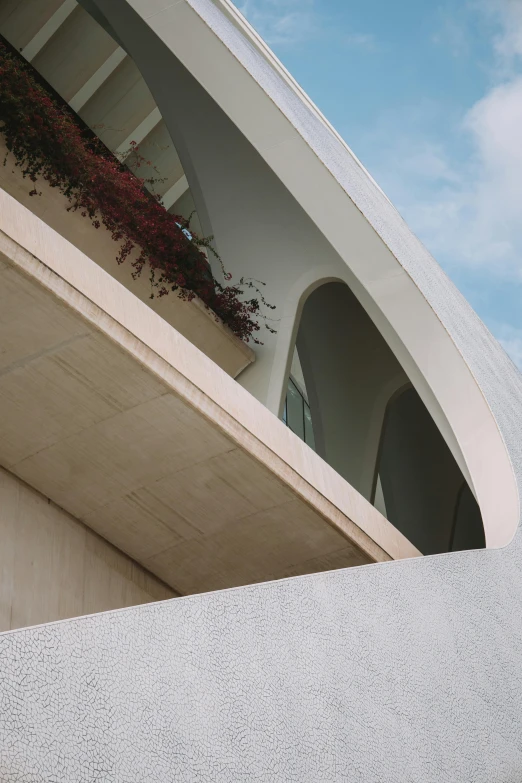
236,0,522,366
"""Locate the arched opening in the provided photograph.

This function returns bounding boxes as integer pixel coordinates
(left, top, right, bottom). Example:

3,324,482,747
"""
375,385,485,554
450,482,486,553
285,281,485,555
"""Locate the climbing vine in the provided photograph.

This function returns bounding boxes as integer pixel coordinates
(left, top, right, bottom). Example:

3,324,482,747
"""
0,40,275,343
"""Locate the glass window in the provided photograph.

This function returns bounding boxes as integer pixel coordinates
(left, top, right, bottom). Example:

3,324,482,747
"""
286,378,305,440
283,375,315,451
304,401,315,451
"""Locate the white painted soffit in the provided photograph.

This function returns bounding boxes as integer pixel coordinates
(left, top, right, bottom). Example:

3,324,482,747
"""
0,190,421,583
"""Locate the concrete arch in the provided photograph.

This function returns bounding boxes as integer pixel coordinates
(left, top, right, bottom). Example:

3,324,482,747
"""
267,266,342,417
80,0,518,549
294,281,409,502
288,280,486,557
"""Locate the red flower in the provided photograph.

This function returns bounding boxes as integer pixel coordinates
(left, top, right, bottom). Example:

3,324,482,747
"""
0,42,273,342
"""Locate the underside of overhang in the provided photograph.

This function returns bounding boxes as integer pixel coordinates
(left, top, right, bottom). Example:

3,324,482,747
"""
0,191,420,595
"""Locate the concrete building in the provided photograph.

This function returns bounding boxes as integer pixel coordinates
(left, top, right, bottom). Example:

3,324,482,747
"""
0,1,521,780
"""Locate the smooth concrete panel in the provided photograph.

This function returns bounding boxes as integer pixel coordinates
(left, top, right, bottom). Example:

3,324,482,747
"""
32,5,118,102
0,466,176,633
0,0,64,51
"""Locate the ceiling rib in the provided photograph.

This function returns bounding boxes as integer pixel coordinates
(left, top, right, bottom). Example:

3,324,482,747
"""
70,46,127,112
163,175,190,210
3,0,195,245
116,106,162,159
21,0,76,62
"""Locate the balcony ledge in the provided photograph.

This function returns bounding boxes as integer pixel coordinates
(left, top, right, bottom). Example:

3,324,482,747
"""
0,136,254,379
0,189,420,595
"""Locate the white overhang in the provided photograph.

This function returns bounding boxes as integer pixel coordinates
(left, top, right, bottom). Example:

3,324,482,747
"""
0,191,420,595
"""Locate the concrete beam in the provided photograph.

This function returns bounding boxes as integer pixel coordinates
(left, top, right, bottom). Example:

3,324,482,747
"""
69,47,127,111
163,174,189,210
21,0,77,62
116,106,162,159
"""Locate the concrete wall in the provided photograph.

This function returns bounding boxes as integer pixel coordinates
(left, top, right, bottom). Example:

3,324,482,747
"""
2,531,522,781
0,466,176,633
1,2,522,781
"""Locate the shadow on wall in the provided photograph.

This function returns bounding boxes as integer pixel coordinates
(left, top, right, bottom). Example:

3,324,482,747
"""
281,281,485,556
376,385,484,555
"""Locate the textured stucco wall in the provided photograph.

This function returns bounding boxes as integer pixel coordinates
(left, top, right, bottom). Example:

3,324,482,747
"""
2,1,522,781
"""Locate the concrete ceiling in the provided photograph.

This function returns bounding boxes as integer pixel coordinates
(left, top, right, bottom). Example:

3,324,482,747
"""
0,187,420,595
0,0,191,212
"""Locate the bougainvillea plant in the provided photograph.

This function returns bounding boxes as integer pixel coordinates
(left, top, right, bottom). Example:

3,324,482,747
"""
0,40,275,343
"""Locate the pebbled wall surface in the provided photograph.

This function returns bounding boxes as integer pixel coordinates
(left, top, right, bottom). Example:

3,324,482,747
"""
2,1,522,780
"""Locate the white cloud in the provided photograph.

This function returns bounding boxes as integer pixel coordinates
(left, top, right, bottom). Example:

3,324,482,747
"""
344,32,376,50
490,322,522,368
241,0,522,286
237,0,522,359
485,0,522,69
237,0,375,49
432,9,470,58
463,77,522,262
366,4,522,282
396,141,460,185
238,0,317,45
414,78,522,277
